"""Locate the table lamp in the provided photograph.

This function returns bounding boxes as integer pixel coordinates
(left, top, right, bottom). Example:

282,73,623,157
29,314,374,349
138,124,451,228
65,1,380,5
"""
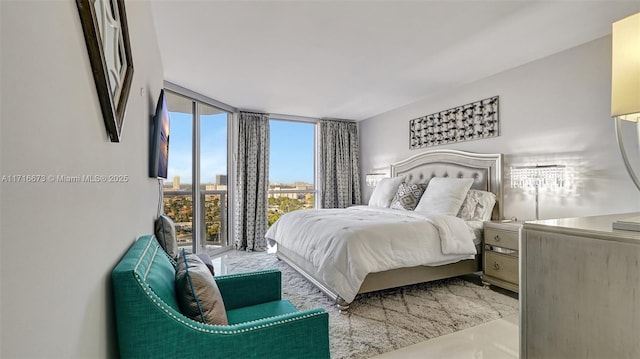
511,164,567,220
611,12,640,231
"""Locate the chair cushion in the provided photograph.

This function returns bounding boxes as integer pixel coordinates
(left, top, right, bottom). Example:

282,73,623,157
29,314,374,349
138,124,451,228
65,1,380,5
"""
154,214,179,259
226,299,298,325
175,250,228,325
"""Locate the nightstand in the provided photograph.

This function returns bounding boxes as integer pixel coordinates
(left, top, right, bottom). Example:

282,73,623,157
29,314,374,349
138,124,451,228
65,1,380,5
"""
482,220,522,293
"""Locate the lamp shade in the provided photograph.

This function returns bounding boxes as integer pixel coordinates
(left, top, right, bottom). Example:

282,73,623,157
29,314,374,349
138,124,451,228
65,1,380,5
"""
611,12,640,122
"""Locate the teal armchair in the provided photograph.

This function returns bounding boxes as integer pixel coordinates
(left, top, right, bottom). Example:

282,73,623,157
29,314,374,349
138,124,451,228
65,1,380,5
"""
112,235,330,358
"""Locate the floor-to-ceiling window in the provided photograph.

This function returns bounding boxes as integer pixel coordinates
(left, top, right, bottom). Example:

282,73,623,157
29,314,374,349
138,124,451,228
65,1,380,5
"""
163,89,232,255
268,118,316,226
199,103,229,252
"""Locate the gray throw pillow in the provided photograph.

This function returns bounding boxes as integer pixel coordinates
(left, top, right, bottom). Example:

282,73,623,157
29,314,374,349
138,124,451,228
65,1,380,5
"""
175,250,228,325
196,252,215,276
390,183,427,210
457,189,497,221
154,214,179,259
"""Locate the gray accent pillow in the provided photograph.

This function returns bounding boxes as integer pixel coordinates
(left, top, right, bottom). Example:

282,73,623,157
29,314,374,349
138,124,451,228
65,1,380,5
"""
175,250,228,325
196,252,215,276
457,189,496,221
154,214,179,259
390,183,427,210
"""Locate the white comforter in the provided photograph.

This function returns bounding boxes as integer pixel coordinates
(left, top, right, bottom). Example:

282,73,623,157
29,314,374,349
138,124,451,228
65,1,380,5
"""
265,205,477,303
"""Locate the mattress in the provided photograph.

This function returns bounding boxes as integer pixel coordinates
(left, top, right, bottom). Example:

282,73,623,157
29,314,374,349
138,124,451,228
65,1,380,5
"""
265,206,480,303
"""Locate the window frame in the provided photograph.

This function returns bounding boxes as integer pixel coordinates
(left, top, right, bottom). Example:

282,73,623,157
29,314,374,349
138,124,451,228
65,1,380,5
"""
164,81,237,254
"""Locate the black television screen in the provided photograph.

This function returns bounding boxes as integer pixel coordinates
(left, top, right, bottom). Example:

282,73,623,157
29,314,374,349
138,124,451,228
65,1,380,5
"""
150,89,170,179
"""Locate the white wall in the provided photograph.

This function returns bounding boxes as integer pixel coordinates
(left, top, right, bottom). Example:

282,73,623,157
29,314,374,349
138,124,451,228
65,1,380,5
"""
360,36,640,221
1,1,164,357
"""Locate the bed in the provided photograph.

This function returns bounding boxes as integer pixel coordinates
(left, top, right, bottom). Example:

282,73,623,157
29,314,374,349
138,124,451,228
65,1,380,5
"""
267,149,503,312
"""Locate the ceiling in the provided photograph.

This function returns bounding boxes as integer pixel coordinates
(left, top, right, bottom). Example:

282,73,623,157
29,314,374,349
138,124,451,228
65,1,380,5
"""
150,1,640,121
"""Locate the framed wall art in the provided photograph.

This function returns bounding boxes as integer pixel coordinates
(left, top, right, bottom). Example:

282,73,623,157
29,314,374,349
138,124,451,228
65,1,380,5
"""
409,96,499,149
77,0,134,142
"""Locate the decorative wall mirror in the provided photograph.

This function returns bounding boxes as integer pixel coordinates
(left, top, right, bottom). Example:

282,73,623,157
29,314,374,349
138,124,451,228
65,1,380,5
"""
77,0,134,142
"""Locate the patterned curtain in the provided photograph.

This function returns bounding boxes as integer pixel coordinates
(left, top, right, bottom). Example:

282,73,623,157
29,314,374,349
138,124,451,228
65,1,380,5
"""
234,112,270,251
320,119,362,208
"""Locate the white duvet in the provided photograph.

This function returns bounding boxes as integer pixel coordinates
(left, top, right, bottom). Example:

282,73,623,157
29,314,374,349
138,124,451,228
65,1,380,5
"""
265,205,477,303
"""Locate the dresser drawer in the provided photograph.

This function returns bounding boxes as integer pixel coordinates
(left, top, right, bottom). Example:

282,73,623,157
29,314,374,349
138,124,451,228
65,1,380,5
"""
484,227,519,250
484,251,519,285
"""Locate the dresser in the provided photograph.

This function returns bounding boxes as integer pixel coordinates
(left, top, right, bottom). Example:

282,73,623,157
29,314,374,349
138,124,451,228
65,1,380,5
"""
521,213,640,359
481,220,522,293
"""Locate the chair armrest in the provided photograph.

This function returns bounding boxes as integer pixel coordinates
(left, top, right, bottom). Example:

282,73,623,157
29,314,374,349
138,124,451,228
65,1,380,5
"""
212,309,330,359
176,309,330,358
189,309,330,359
215,269,281,310
117,285,330,359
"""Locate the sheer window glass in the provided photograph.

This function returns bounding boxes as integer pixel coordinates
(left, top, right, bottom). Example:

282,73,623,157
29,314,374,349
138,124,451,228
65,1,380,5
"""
163,90,231,255
163,92,194,250
268,119,316,226
199,104,229,252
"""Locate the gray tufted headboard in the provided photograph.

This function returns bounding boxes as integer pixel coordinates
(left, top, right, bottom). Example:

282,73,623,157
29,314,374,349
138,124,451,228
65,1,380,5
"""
390,149,504,220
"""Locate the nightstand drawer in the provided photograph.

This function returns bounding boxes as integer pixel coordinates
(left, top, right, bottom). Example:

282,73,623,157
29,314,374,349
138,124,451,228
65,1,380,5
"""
484,251,518,284
484,227,519,250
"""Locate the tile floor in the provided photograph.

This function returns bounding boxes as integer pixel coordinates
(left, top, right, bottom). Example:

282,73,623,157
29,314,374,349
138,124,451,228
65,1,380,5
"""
372,314,519,358
212,250,520,358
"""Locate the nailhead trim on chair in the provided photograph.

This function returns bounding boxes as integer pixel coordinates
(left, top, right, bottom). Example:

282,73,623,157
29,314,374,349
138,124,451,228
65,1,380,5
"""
134,273,325,334
143,246,160,281
133,236,156,274
215,269,280,280
131,238,325,335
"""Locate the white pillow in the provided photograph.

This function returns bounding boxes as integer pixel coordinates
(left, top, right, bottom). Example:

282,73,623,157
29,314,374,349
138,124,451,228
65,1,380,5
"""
457,189,496,221
414,177,474,215
368,176,405,208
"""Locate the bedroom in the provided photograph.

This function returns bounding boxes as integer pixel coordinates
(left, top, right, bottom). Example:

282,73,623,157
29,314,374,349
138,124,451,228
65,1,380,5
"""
1,1,639,358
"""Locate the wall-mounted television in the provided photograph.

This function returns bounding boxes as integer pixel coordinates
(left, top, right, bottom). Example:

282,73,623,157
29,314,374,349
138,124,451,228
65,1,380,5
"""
149,89,170,179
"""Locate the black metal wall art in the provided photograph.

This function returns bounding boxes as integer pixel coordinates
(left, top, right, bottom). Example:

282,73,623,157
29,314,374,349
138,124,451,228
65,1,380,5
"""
409,96,499,149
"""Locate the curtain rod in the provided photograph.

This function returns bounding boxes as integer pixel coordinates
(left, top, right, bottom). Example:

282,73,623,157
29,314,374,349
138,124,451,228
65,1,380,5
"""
238,110,269,116
320,118,358,123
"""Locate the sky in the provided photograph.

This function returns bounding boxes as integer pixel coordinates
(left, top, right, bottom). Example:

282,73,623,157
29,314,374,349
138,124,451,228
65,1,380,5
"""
166,111,314,185
269,119,315,184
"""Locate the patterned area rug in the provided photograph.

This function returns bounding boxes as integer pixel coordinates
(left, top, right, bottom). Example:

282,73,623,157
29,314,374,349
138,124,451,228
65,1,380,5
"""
222,251,519,359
